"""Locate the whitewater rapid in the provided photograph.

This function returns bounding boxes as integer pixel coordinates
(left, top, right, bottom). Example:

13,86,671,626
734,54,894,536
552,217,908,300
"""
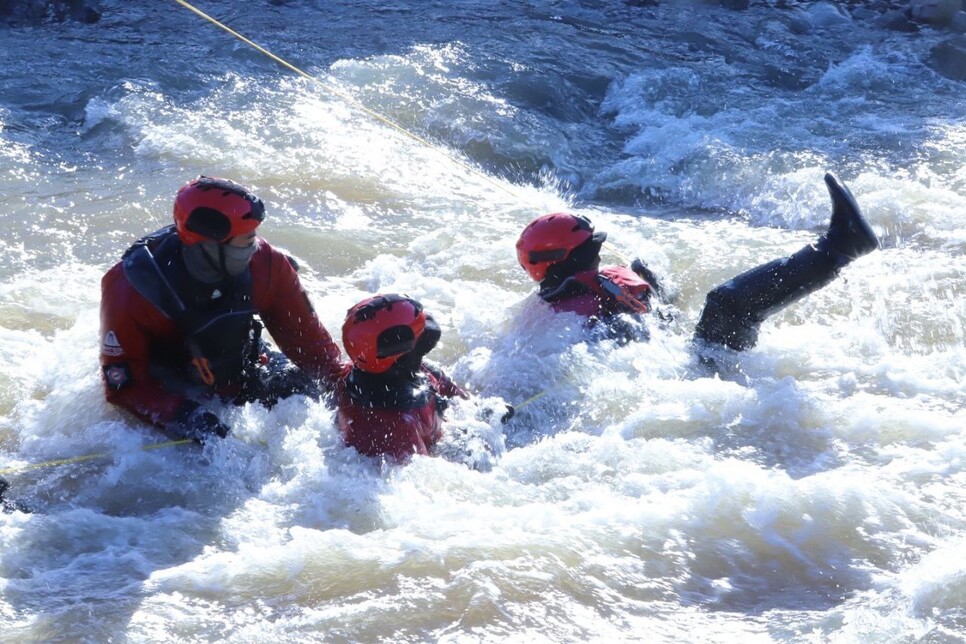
1,0,965,641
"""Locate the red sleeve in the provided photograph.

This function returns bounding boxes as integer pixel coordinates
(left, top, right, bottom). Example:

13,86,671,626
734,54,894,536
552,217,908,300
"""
251,242,345,389
99,263,188,430
424,364,469,399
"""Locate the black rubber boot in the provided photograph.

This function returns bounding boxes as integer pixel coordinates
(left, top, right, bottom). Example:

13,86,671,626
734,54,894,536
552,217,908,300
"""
694,172,879,351
817,172,879,264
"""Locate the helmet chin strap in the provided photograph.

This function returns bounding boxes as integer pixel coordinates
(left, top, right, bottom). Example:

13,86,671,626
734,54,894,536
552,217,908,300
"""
209,243,229,276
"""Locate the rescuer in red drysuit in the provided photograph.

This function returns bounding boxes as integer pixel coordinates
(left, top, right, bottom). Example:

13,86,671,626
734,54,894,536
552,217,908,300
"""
99,176,344,443
336,294,478,463
516,172,880,352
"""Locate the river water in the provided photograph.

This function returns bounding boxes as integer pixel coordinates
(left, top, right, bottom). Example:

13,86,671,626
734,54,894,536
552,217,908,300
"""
1,0,964,641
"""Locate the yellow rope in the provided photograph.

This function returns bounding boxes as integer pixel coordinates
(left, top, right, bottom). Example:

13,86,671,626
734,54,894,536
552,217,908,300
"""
170,0,636,416
513,368,584,411
1,2,637,478
172,0,541,212
173,0,632,265
513,388,552,411
0,439,193,476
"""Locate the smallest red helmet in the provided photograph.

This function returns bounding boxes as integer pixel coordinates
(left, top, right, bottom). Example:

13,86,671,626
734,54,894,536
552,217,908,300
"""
343,294,428,374
516,212,607,282
173,176,265,245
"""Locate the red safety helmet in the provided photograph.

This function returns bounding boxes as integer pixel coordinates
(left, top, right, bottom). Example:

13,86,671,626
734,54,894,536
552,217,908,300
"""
515,212,607,282
173,176,265,245
343,294,429,374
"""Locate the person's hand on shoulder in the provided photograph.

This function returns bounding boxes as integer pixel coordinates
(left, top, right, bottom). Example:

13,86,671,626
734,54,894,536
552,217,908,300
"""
630,258,664,297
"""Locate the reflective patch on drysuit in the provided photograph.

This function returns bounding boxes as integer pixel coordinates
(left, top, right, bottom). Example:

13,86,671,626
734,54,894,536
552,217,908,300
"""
103,363,132,391
102,330,124,357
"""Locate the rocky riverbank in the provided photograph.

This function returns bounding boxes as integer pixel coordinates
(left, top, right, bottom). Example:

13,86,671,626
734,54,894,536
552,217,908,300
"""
0,0,100,24
1,0,963,79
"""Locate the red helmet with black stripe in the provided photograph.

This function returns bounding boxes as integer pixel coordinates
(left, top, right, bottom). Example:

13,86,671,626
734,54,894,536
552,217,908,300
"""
173,176,265,245
343,294,431,374
516,212,606,282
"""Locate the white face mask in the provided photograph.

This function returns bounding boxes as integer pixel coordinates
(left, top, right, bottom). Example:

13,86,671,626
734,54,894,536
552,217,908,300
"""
183,240,257,283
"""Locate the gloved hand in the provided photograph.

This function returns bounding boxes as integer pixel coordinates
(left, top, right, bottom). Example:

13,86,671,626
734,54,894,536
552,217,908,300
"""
500,404,515,424
477,402,515,425
170,401,230,444
630,258,664,299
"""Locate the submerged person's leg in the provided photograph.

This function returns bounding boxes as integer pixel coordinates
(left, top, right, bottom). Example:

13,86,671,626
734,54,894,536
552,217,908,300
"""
694,172,879,351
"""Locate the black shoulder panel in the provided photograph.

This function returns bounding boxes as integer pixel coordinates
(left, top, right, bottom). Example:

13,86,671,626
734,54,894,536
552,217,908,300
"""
122,230,186,320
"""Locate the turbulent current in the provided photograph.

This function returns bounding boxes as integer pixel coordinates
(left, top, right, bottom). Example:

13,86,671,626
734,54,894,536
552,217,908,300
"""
1,0,964,641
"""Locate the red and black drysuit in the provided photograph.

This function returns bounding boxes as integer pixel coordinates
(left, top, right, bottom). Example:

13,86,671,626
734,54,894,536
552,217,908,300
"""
539,174,878,353
541,247,863,353
539,265,654,318
99,226,343,432
336,363,468,463
537,264,656,343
